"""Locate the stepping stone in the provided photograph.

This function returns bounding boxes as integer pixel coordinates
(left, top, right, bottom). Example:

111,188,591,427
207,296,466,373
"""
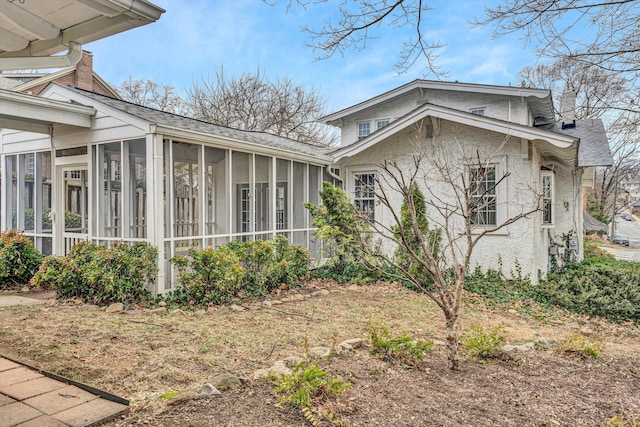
52,398,128,427
23,384,98,415
0,367,43,387
0,376,67,400
0,401,41,425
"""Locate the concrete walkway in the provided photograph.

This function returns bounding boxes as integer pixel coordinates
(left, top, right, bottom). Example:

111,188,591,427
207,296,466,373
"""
0,296,44,308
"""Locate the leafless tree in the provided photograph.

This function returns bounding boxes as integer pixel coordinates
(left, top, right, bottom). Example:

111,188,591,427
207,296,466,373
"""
478,0,640,79
272,0,445,76
518,58,631,120
345,127,543,369
115,77,187,115
184,67,335,145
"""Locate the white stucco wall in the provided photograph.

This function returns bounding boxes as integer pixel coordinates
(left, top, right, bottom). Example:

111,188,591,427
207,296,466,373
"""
337,118,581,282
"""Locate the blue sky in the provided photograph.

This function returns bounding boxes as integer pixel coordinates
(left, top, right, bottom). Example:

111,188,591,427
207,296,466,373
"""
86,0,545,113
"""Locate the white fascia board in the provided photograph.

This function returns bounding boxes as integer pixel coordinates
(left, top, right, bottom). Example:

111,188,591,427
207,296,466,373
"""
154,124,333,166
322,79,551,124
0,90,95,130
331,104,576,162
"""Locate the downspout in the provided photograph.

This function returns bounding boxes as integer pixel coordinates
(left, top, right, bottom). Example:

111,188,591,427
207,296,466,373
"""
0,42,82,71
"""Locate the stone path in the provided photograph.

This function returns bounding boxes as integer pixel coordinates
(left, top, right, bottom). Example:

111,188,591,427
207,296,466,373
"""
0,296,44,308
0,356,128,426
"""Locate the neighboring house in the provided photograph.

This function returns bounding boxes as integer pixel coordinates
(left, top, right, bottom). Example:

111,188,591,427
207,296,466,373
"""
1,83,332,293
323,80,613,280
0,51,118,98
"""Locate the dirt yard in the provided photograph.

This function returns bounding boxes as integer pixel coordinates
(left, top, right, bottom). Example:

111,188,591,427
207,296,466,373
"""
1,281,638,426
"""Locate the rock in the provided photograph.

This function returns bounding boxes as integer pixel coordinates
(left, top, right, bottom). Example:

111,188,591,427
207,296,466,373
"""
194,309,206,316
158,301,167,307
347,284,359,291
253,369,269,380
166,383,221,406
580,328,595,337
432,340,446,346
149,307,165,314
262,301,272,308
270,300,282,306
282,356,304,368
319,289,330,296
106,302,124,313
279,283,290,291
21,286,30,293
230,304,245,312
502,342,535,352
341,338,364,349
268,361,292,377
309,347,331,358
533,338,550,349
337,342,353,352
507,309,518,315
280,297,292,303
208,373,243,391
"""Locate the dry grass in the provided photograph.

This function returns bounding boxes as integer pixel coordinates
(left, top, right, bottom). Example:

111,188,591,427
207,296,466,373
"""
1,280,639,407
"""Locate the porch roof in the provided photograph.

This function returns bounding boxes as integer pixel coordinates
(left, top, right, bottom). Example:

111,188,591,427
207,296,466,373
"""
0,88,95,133
63,85,333,163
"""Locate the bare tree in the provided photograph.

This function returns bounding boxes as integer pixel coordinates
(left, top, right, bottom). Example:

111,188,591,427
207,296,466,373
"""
312,127,543,369
115,77,187,115
273,0,445,76
478,1,640,100
518,58,631,119
185,67,335,145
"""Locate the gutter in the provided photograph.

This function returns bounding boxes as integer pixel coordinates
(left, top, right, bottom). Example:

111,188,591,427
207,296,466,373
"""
0,42,82,71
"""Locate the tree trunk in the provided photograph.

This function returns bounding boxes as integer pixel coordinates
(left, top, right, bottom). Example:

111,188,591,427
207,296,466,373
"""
445,312,461,370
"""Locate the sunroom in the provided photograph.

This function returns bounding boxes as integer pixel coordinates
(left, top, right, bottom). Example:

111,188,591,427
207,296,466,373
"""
0,84,332,293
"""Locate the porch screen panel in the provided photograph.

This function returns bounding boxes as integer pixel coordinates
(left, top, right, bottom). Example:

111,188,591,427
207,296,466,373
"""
173,142,200,239
292,161,307,246
6,156,17,229
308,165,321,257
205,146,227,237
276,159,289,232
37,152,53,255
128,139,146,238
255,155,272,235
232,151,251,236
20,153,35,232
99,142,122,237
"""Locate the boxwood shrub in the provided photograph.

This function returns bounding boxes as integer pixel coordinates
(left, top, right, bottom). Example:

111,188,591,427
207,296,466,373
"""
32,241,158,305
171,236,310,305
0,230,44,287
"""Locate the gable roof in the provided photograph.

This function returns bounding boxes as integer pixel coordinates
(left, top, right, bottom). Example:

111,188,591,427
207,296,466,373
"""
331,102,576,162
56,84,332,163
4,66,119,98
322,79,554,126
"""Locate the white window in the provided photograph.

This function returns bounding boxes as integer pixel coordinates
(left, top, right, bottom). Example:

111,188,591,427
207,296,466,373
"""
470,108,485,116
376,119,390,130
469,165,497,226
541,171,554,225
358,122,371,139
354,172,376,221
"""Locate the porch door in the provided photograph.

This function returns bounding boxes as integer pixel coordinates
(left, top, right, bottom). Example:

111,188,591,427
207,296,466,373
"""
56,165,89,254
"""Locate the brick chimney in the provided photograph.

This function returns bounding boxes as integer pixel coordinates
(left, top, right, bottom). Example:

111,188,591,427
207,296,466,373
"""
74,51,94,91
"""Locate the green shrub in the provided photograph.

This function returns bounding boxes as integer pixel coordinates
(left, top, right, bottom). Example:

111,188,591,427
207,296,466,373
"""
556,333,602,360
269,360,349,408
461,324,506,359
464,267,538,305
172,236,310,305
539,258,640,323
366,321,433,366
32,241,158,304
0,230,44,287
172,245,244,304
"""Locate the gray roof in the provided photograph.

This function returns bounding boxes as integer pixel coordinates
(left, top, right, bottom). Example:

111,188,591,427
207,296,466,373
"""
542,119,613,167
62,85,330,159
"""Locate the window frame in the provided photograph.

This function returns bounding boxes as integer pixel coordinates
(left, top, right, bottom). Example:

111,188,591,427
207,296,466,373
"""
470,107,486,116
466,156,507,230
348,167,379,222
541,170,555,227
357,121,371,139
376,119,390,130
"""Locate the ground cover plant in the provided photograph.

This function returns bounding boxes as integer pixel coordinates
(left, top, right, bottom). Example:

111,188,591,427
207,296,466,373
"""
1,282,638,426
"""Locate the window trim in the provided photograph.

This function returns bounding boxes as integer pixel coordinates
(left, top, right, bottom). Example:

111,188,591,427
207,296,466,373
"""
357,121,371,140
376,118,390,130
541,170,555,227
467,155,507,231
347,166,380,222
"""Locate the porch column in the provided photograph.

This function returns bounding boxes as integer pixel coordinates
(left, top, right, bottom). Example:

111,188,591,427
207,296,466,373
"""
147,132,165,294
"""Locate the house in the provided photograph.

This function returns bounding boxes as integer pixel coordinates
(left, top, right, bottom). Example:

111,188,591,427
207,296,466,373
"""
1,83,332,293
323,80,613,280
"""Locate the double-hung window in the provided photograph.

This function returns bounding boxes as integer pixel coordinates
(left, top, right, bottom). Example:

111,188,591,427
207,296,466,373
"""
541,171,554,225
354,172,376,221
358,122,371,139
469,165,497,226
